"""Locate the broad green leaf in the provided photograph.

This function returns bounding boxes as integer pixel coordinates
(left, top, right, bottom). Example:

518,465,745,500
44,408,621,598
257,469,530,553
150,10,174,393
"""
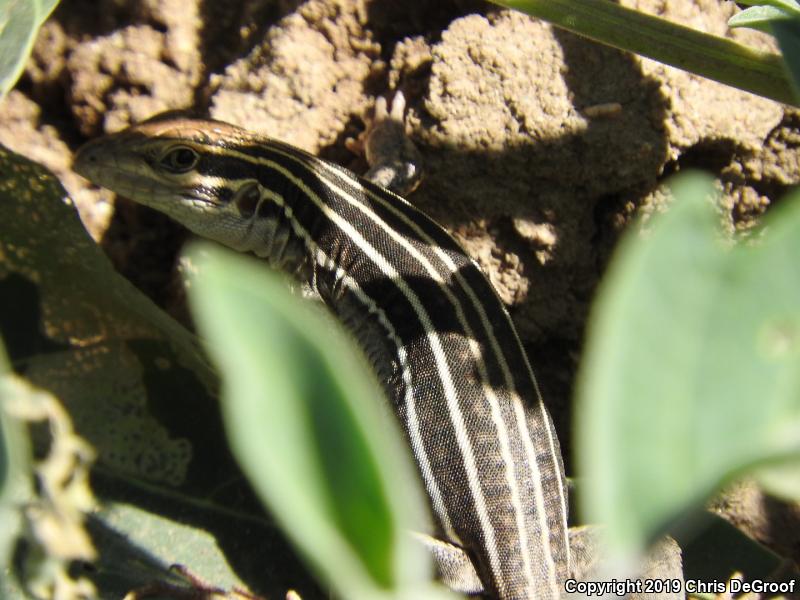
85,502,246,597
576,174,800,562
0,0,61,97
772,19,800,101
187,244,438,599
37,0,57,17
0,146,319,598
0,143,216,485
677,511,790,585
754,460,800,499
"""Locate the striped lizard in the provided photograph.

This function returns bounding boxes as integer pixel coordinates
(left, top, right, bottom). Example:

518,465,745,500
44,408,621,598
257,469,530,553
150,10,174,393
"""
74,94,570,599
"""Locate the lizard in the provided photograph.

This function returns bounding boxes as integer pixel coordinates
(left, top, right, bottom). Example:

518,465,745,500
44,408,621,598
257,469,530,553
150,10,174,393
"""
74,94,570,599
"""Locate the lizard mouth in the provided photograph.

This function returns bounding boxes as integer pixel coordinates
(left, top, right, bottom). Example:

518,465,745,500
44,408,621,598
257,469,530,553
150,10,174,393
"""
74,139,215,211
73,138,113,182
73,137,145,196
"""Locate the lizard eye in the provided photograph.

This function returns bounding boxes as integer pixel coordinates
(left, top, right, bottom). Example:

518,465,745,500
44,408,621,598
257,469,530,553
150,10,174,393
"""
159,146,198,173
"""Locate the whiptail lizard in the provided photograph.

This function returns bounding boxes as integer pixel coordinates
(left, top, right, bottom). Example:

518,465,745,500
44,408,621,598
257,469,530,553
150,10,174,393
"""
74,95,571,599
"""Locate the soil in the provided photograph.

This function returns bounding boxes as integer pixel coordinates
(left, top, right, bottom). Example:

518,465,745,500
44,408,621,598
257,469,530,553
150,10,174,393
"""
2,0,799,579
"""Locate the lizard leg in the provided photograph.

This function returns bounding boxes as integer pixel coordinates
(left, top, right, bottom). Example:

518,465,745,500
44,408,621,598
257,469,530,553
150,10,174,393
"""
411,532,485,596
349,92,424,196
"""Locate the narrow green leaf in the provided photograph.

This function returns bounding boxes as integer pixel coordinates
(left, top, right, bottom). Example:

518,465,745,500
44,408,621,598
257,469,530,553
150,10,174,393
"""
576,174,800,561
0,0,61,98
186,244,434,598
490,0,797,106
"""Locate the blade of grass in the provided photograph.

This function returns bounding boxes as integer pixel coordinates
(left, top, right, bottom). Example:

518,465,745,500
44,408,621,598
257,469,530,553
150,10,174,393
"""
490,0,797,106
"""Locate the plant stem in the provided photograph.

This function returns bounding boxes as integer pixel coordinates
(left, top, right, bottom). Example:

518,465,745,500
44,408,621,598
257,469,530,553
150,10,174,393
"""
491,0,797,107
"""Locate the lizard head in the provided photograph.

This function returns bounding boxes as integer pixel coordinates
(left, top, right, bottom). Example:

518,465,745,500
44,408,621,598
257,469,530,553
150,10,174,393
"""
74,112,282,252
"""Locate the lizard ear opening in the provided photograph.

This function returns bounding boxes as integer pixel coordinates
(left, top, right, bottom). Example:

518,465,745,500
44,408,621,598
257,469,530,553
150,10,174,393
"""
234,182,261,218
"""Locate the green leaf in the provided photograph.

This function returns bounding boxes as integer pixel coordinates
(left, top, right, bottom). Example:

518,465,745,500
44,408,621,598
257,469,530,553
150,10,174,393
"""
0,143,217,486
772,19,800,101
575,174,800,562
187,244,436,599
0,341,34,596
1,354,116,600
727,2,800,101
728,5,794,32
0,0,61,97
677,511,790,585
0,146,320,598
489,0,797,106
85,502,248,597
1,146,365,598
735,0,800,17
37,0,58,18
752,459,800,499
0,149,212,383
